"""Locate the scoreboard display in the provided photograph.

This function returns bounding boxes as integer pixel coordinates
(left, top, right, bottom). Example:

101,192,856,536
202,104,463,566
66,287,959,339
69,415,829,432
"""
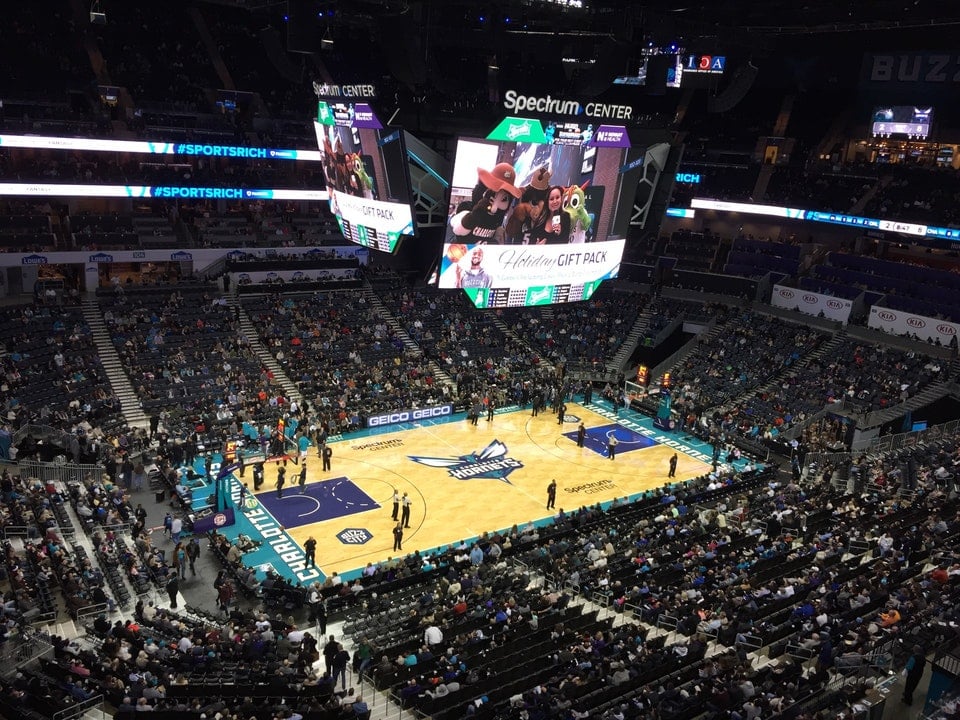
314,102,416,253
872,106,933,138
436,117,644,308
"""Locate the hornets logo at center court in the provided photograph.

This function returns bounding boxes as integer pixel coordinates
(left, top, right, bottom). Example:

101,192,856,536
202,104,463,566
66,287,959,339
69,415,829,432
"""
409,440,523,483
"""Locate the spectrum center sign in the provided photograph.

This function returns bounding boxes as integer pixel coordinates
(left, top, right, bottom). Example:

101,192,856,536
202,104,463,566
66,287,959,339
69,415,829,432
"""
503,90,634,120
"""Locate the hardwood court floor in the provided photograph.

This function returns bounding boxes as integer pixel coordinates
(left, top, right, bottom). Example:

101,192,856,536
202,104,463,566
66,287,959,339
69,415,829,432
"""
267,403,713,580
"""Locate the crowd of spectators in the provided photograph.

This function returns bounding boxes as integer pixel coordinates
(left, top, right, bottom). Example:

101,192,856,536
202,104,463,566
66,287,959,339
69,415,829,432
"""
0,276,959,719
721,340,950,441
102,283,272,421
637,297,694,347
381,286,557,405
669,311,827,410
242,289,447,434
300,433,960,720
0,299,124,439
501,287,646,369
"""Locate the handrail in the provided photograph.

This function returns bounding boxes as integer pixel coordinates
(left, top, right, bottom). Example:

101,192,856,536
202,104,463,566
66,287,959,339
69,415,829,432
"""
53,693,104,720
76,602,109,623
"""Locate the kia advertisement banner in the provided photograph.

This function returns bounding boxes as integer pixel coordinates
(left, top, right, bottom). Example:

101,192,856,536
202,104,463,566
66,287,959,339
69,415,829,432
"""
771,284,853,323
868,306,960,345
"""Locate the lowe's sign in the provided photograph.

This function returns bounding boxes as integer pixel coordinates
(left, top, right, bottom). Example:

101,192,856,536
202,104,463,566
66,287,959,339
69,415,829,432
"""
367,403,454,428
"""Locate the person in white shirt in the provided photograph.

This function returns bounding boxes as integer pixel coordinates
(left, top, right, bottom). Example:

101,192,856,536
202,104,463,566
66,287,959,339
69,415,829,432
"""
424,625,443,646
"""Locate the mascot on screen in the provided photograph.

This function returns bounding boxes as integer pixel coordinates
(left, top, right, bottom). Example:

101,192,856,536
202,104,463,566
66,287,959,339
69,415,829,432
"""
504,167,551,245
450,162,522,244
563,181,593,244
350,153,375,199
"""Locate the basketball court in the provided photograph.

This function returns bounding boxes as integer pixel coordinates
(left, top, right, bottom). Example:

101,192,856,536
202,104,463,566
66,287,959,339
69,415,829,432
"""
187,401,739,585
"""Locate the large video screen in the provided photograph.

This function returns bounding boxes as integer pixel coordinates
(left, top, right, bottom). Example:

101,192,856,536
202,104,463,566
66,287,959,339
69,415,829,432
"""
871,106,933,138
314,101,416,252
437,118,644,308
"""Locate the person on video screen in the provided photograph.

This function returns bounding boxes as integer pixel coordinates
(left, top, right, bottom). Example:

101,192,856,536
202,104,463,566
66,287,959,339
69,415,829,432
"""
531,185,572,244
450,162,521,244
455,246,493,289
504,167,551,245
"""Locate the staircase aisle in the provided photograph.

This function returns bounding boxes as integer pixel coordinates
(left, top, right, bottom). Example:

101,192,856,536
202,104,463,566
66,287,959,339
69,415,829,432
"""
650,318,725,384
360,286,455,389
225,294,303,407
81,295,148,429
857,378,955,429
723,329,849,415
490,311,561,377
606,305,656,376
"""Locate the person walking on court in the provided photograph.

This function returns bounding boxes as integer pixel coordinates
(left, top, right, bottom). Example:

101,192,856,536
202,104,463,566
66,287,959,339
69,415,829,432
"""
902,645,927,705
391,489,400,520
298,464,307,494
253,462,264,490
557,402,566,424
217,580,234,616
486,399,495,422
332,643,351,690
304,536,317,567
322,444,333,472
323,635,339,675
669,453,678,478
170,515,183,544
607,435,619,460
276,463,286,498
576,423,586,447
165,575,180,609
186,537,200,576
173,542,187,580
315,596,328,635
393,522,404,552
546,479,557,510
401,492,412,528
